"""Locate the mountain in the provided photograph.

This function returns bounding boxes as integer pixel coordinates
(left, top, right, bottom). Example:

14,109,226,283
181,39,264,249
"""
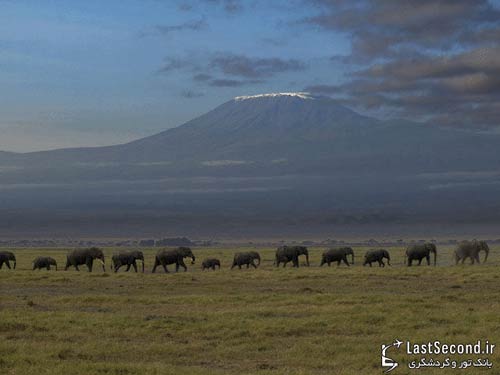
2,92,500,175
1,92,500,238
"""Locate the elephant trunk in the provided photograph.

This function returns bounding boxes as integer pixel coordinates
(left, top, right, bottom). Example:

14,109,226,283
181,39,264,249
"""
305,253,310,266
433,250,437,266
13,260,16,269
351,252,354,265
142,259,145,272
484,248,489,263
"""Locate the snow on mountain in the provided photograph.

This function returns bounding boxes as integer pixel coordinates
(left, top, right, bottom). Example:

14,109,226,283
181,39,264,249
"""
234,92,316,101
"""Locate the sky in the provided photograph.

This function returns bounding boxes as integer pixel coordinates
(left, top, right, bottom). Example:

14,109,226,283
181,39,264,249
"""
1,0,500,152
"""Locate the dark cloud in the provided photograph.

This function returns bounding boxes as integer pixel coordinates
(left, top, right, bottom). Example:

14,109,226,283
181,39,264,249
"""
209,78,263,87
180,90,205,98
182,0,244,13
210,53,306,78
140,18,207,37
260,37,288,47
192,73,212,82
303,0,500,129
157,57,199,73
306,0,500,61
158,52,306,88
303,84,339,95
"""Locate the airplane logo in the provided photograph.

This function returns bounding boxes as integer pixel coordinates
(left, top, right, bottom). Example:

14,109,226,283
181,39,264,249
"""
382,339,403,373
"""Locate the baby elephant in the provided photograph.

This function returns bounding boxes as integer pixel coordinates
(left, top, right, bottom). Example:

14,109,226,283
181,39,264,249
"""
33,256,58,271
363,249,391,267
202,258,221,270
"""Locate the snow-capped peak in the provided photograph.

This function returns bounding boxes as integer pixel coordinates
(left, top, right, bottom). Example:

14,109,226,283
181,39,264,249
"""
234,92,315,101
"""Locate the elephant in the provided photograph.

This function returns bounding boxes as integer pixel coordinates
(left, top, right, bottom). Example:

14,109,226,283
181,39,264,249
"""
405,243,437,266
32,256,57,271
275,246,310,267
320,247,354,267
231,251,261,269
152,247,195,273
454,240,489,265
0,251,16,270
363,249,391,267
111,250,145,273
201,258,221,270
65,247,106,272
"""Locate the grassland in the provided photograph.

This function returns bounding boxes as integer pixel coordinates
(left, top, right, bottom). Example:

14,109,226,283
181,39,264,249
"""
1,245,500,374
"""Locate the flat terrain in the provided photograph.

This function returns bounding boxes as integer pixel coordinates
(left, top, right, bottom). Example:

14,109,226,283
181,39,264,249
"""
1,246,499,374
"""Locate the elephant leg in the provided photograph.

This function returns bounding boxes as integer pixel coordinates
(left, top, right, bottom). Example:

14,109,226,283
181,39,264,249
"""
0,261,3,269
231,263,235,269
246,263,250,269
407,258,412,267
238,264,242,269
418,258,422,266
179,260,187,272
132,262,138,272
125,264,131,272
65,260,70,271
47,265,50,270
251,261,257,269
74,264,80,271
368,262,372,267
342,257,349,267
378,260,383,267
87,260,93,272
162,262,169,273
426,255,430,266
461,258,466,265
328,261,331,267
474,254,480,264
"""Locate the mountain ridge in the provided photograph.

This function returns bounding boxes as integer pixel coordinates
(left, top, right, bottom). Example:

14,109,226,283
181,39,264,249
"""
1,93,500,176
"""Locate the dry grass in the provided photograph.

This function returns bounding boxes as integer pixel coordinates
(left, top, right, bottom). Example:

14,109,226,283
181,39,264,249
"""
1,245,499,374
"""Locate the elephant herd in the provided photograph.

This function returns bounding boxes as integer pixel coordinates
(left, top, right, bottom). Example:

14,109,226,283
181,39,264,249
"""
0,240,491,273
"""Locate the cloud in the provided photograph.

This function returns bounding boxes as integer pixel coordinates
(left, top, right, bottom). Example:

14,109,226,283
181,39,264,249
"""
180,89,205,98
306,0,500,61
198,0,244,13
302,0,500,129
158,52,306,87
179,0,244,13
192,73,212,81
140,18,207,37
209,53,306,78
209,78,263,87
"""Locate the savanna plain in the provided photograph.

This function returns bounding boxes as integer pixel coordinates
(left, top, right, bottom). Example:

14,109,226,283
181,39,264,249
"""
1,245,499,375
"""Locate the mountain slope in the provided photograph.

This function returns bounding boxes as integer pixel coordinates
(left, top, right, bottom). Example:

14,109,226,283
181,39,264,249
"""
2,93,500,237
1,92,500,176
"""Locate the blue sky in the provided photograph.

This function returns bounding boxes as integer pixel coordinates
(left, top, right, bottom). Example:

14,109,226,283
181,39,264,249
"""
1,0,500,151
0,0,349,151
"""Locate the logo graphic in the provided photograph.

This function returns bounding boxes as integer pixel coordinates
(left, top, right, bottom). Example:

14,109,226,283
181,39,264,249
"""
382,339,403,373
